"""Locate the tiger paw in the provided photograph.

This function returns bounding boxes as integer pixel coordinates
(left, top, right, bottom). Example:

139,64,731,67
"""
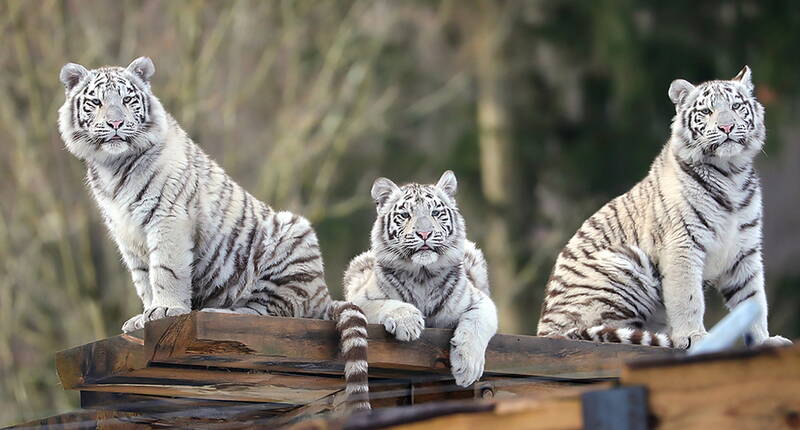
674,331,707,350
142,305,191,323
121,313,145,333
449,328,486,387
760,335,793,348
383,305,425,342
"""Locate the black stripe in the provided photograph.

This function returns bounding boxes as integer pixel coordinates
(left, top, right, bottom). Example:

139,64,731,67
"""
738,187,757,211
677,158,733,212
128,169,159,206
727,247,758,276
721,273,756,303
153,264,178,279
739,218,759,231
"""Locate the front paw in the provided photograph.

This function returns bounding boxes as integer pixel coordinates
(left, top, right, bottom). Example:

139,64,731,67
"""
122,313,145,333
760,335,793,348
142,306,191,323
382,305,425,342
673,331,707,350
449,329,487,387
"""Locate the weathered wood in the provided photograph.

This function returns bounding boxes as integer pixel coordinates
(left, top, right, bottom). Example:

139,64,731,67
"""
144,312,677,379
283,394,592,430
75,365,342,404
622,343,800,430
3,409,151,430
55,329,147,389
281,343,800,430
81,391,294,419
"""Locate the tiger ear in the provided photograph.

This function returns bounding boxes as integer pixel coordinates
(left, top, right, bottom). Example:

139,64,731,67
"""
668,79,695,106
60,63,89,91
127,57,155,83
732,65,754,94
436,170,457,198
371,177,400,210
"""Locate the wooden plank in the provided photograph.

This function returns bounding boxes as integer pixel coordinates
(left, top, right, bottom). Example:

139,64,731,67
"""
622,343,800,430
55,329,147,389
75,365,342,404
145,312,677,379
81,391,294,419
283,392,597,430
2,409,150,430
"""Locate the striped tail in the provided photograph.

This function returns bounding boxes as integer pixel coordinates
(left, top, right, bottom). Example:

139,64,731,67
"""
566,325,673,347
329,301,371,411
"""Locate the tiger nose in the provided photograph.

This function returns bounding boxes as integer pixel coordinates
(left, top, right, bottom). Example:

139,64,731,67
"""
416,231,431,241
107,120,124,130
718,123,733,134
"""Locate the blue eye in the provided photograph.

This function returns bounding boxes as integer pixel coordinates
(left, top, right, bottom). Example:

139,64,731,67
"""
89,98,101,106
700,108,711,115
123,96,133,104
732,102,741,110
431,210,441,217
398,212,411,220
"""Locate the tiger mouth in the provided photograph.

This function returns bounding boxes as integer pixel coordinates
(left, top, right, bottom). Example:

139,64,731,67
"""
417,245,432,252
105,136,128,143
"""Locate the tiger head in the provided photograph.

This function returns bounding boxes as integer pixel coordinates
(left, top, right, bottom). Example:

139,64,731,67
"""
370,171,466,269
58,57,166,163
668,66,765,163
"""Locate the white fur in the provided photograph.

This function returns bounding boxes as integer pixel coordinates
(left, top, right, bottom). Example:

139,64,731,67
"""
538,67,791,349
344,172,497,386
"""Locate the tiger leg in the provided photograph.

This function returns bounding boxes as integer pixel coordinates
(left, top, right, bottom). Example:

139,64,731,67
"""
715,245,792,348
204,211,371,410
449,286,497,387
344,268,425,342
538,245,669,346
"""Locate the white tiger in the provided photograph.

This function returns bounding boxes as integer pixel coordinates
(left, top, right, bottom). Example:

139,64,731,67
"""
537,66,792,350
343,171,497,387
58,57,370,410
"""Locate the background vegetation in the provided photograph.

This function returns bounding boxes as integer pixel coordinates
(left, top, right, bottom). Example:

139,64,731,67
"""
1,0,799,424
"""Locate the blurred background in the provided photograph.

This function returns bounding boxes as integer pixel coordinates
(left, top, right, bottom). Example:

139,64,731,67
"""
1,0,799,424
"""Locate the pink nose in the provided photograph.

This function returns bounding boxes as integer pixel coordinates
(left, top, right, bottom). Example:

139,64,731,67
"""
416,231,431,240
108,120,124,129
718,124,733,134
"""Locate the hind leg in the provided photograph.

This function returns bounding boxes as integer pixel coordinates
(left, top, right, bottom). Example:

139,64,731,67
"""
202,211,329,318
538,245,663,337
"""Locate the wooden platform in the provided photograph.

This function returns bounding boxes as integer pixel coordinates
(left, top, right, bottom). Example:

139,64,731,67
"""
6,312,679,428
289,343,800,430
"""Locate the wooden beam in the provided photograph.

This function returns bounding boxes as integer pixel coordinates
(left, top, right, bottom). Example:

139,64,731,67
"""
622,343,800,430
144,312,676,379
64,363,344,404
81,391,294,418
281,344,800,430
55,329,147,389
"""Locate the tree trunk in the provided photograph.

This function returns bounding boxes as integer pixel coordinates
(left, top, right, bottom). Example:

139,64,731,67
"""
472,0,521,333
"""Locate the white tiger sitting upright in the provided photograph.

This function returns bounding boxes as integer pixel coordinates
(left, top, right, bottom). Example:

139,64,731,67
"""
537,66,792,350
344,171,497,387
57,57,370,410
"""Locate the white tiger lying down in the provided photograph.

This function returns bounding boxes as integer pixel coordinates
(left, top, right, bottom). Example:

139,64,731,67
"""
57,57,370,410
344,171,498,387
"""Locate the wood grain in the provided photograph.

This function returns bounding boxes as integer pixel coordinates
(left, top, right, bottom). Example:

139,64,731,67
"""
144,312,676,379
622,343,800,430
